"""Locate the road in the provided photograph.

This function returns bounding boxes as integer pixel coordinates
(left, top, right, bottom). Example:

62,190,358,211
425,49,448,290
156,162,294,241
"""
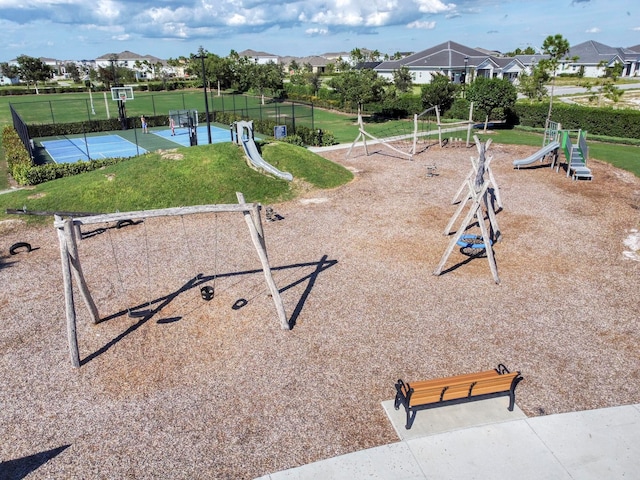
554,82,640,95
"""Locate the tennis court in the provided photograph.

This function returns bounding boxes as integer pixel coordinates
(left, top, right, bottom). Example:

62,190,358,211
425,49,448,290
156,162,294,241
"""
41,135,147,164
154,125,232,147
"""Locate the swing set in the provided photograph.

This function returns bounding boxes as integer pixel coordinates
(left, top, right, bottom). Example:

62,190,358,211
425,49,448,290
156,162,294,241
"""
433,136,502,284
54,192,290,368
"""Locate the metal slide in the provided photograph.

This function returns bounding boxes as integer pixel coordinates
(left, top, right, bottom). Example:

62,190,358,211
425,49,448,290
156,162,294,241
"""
512,141,560,168
241,137,293,181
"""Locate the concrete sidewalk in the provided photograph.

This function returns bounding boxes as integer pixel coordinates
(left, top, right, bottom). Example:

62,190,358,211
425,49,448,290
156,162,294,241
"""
256,402,640,479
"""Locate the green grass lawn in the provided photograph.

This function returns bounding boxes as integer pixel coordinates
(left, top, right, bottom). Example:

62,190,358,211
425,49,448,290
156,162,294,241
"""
0,142,353,223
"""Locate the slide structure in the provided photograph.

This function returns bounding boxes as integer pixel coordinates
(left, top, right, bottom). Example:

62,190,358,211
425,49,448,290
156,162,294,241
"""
241,136,293,181
512,141,560,168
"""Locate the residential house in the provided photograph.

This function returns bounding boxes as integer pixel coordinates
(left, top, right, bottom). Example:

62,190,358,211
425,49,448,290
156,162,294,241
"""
95,51,170,80
237,49,279,65
374,39,640,86
559,40,639,77
374,41,504,85
296,55,331,74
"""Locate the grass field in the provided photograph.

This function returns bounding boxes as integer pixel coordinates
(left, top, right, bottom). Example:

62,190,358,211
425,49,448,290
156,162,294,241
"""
0,142,353,223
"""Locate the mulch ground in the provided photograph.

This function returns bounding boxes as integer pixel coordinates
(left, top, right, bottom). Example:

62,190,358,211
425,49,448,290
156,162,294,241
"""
1,138,638,479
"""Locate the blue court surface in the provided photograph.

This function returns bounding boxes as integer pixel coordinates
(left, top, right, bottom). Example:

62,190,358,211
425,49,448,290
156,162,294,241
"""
154,125,233,146
42,135,147,164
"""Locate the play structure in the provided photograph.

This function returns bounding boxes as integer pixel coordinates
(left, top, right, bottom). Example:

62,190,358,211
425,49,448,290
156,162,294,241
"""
233,121,293,181
54,193,290,368
513,121,592,181
434,136,502,284
169,109,199,145
347,103,474,159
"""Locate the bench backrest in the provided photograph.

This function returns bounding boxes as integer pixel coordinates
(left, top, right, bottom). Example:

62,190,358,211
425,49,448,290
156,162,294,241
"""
404,370,518,407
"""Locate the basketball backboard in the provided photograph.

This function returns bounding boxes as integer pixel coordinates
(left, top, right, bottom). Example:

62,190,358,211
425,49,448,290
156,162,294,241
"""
110,86,135,102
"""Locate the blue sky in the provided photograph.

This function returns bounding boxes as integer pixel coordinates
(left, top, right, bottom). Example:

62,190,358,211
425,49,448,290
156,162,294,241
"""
0,0,638,61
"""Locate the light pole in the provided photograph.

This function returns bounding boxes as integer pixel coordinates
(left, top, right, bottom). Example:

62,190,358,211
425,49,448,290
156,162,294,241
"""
463,56,469,98
197,54,212,144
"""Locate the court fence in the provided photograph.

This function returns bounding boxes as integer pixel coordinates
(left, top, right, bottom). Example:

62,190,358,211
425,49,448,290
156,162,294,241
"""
9,104,33,160
10,92,316,137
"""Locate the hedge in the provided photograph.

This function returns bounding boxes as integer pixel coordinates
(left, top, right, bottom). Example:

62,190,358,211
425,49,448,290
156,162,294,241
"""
24,156,130,185
211,111,336,147
2,126,33,185
513,102,640,139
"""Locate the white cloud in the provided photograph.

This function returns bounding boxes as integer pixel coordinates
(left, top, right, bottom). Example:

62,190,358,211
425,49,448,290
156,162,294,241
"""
414,0,455,14
227,13,247,26
112,33,130,41
95,0,120,20
407,20,436,29
305,27,329,36
366,11,391,26
585,27,601,33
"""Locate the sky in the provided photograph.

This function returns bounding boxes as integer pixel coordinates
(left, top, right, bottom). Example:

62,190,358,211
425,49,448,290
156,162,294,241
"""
0,0,638,62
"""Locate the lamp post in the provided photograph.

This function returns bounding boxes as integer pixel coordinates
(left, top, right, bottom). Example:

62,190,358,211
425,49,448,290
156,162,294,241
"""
463,56,469,98
196,54,212,144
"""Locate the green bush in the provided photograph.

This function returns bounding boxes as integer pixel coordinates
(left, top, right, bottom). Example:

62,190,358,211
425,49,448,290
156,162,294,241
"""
2,126,34,185
24,157,129,185
513,102,640,139
211,111,336,147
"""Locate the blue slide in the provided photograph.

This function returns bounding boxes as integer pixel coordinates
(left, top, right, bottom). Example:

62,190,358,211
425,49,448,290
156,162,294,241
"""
513,141,560,168
241,137,293,181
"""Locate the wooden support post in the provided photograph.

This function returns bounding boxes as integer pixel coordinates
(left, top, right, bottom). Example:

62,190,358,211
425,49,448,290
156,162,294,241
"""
411,113,419,156
435,105,442,146
236,192,289,330
55,215,80,367
64,218,100,324
466,102,474,148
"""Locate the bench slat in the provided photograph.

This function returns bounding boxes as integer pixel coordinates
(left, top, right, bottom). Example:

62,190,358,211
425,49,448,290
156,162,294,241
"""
470,374,519,396
408,370,499,391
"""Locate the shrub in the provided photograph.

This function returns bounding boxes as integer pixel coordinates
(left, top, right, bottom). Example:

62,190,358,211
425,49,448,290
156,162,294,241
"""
24,157,129,185
513,101,640,139
2,126,33,185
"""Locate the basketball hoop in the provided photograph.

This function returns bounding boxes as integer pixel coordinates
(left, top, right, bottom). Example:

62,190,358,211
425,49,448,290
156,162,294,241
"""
119,93,127,103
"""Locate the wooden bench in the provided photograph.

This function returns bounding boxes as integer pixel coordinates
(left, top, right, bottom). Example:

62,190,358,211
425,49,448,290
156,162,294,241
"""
394,364,523,429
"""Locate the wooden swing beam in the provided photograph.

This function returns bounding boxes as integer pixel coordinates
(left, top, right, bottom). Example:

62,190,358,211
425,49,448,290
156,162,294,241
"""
54,193,289,368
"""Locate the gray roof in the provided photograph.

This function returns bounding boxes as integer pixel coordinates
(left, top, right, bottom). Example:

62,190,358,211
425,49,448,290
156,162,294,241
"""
375,41,489,70
238,49,277,58
297,55,330,67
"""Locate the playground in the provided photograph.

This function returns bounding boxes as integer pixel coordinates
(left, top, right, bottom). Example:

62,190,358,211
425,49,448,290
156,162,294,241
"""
0,141,638,478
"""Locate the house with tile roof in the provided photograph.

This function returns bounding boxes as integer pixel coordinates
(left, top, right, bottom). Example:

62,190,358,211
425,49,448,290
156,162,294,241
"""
374,41,523,85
